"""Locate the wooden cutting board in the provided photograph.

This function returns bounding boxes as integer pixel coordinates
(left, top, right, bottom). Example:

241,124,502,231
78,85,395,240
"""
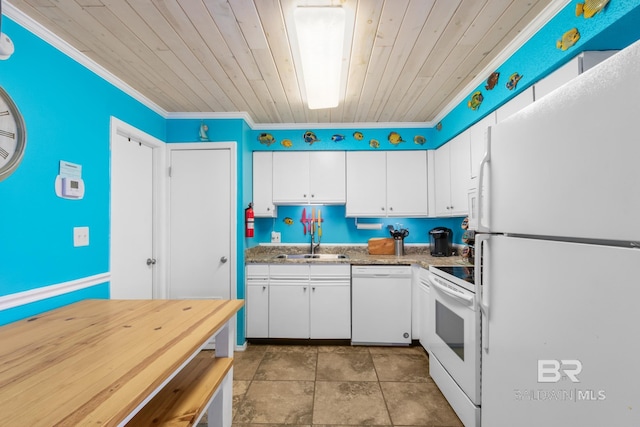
368,238,395,255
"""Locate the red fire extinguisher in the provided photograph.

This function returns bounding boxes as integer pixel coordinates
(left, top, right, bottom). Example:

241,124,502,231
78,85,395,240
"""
245,203,255,238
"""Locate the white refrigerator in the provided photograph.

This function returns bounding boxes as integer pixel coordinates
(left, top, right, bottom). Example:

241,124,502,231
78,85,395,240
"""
476,39,640,427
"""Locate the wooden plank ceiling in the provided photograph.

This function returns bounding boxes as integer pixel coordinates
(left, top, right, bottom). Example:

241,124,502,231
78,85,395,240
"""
6,0,555,124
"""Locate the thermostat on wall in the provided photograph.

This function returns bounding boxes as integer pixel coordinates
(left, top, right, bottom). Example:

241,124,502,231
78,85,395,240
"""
55,160,85,199
62,177,84,197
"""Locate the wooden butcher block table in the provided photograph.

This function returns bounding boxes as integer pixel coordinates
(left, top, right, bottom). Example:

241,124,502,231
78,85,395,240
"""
0,298,243,426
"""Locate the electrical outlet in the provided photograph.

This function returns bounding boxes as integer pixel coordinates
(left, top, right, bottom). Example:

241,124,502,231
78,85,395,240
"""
73,226,89,247
271,231,281,243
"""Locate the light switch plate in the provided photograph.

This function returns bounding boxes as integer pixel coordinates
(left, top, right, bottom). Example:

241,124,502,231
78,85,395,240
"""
73,226,89,247
271,231,281,243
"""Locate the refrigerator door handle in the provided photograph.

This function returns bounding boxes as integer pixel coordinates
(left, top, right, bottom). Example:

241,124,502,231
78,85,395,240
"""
476,234,491,352
477,127,491,232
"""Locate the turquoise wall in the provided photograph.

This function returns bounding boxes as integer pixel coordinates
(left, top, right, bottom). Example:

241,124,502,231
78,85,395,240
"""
0,18,165,325
254,206,465,247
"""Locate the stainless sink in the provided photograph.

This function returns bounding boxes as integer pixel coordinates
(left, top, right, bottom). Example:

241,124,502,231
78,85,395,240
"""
273,253,349,260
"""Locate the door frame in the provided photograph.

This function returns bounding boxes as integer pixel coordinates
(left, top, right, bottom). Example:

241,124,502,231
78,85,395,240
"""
109,117,168,298
165,142,238,301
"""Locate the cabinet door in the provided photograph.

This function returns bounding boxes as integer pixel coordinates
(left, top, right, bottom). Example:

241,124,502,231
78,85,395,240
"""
386,151,428,216
252,152,276,217
346,151,387,217
310,284,351,339
495,87,534,123
269,284,310,338
449,129,471,216
309,151,346,203
534,56,580,101
434,144,451,216
272,152,310,203
246,284,269,338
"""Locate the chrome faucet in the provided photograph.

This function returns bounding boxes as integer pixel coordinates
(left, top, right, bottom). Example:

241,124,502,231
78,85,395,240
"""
310,226,320,254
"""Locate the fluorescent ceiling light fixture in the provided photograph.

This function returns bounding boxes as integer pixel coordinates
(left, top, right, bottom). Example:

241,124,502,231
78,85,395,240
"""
294,7,346,109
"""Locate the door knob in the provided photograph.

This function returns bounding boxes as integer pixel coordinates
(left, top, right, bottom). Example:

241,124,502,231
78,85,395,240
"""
220,256,228,263
146,258,157,266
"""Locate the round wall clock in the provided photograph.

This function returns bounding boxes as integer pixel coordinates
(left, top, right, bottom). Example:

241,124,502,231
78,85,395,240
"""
0,86,26,182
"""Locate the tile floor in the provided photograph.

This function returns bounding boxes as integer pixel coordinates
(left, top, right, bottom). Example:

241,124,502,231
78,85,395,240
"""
213,343,464,427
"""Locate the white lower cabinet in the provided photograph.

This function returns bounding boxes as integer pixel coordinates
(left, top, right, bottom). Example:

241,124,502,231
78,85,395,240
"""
247,263,351,339
246,264,270,338
309,264,351,339
270,283,310,338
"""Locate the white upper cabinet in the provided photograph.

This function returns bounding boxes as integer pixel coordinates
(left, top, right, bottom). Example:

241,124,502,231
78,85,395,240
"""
346,151,387,216
272,151,345,204
252,152,277,217
434,130,471,217
346,151,428,217
534,50,618,101
495,87,534,124
386,151,428,216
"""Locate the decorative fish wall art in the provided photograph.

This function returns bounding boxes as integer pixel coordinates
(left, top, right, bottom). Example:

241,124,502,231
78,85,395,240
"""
436,122,443,131
468,91,484,110
576,0,609,18
331,134,346,142
369,139,380,149
506,73,523,90
257,132,276,146
283,217,294,225
557,28,580,50
303,131,320,145
353,131,364,140
388,132,405,145
485,71,500,90
281,139,293,148
414,135,426,145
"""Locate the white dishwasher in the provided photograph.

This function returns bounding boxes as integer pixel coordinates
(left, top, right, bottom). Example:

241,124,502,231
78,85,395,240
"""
351,265,412,345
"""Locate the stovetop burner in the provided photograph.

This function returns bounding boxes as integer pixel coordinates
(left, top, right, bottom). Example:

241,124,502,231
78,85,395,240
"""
431,265,475,286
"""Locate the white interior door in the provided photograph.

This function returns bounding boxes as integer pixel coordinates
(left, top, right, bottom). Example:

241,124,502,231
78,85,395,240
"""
110,133,154,299
169,147,231,299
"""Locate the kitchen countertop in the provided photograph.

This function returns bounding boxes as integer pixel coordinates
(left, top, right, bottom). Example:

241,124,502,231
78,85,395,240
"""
245,244,472,269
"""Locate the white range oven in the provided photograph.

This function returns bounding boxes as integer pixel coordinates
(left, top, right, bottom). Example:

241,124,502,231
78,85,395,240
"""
426,265,480,427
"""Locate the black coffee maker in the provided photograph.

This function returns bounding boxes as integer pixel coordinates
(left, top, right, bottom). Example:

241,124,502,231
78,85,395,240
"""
429,227,452,257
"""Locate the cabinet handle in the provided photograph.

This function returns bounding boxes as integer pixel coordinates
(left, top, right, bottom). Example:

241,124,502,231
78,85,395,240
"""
266,207,270,211
262,286,266,291
303,287,307,292
312,287,316,291
311,194,315,198
381,207,385,211
389,207,393,211
303,194,307,198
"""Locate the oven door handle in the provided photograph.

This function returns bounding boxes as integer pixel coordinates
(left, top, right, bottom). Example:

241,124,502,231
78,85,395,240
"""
429,278,474,306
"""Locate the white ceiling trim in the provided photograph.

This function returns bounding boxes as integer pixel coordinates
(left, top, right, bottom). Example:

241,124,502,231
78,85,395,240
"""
167,110,433,130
